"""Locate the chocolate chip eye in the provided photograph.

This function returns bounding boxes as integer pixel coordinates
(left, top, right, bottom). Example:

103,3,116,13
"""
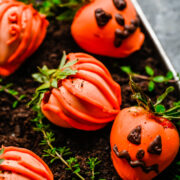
95,8,112,27
127,125,142,145
113,0,127,10
147,135,162,155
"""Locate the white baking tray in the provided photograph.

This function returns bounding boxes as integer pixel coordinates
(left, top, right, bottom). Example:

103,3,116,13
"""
131,0,180,89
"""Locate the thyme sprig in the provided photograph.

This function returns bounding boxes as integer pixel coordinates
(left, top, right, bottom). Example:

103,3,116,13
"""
0,79,26,108
32,106,85,180
87,157,101,180
121,66,179,92
129,76,180,121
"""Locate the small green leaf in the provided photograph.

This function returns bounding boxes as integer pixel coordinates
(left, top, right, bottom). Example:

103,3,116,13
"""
19,94,26,101
166,71,173,80
153,75,166,83
51,79,58,88
36,83,50,92
148,81,155,92
32,73,43,83
145,66,154,76
52,0,61,4
7,89,18,96
174,101,180,106
155,104,166,114
63,59,78,69
121,66,132,74
12,100,19,108
56,9,76,21
155,86,174,106
73,168,80,173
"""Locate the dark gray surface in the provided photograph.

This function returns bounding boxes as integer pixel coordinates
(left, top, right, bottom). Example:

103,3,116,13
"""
138,0,180,73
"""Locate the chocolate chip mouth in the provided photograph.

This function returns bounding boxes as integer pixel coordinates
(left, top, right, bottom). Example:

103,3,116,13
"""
113,144,159,174
136,149,145,160
114,16,140,47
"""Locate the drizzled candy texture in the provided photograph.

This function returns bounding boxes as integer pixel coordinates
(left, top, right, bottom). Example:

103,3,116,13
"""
0,0,49,76
71,0,144,58
110,107,179,180
0,146,53,180
41,53,121,131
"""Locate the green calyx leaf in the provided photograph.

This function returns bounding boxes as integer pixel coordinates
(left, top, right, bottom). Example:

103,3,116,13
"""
0,148,4,155
129,76,180,121
154,86,174,106
129,76,154,112
29,51,78,108
0,148,5,164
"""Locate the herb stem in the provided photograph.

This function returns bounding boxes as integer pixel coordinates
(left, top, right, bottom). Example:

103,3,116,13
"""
132,73,177,83
39,119,85,180
92,166,95,180
0,84,19,101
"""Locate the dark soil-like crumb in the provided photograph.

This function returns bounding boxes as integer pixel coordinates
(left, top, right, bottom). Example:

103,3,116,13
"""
0,20,179,180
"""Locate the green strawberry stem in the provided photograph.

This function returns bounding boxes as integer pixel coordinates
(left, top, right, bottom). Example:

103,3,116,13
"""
129,76,180,121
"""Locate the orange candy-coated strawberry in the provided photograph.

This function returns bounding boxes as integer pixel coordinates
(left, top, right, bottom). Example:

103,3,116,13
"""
110,107,179,180
0,0,49,76
41,52,121,131
71,0,144,58
0,146,53,180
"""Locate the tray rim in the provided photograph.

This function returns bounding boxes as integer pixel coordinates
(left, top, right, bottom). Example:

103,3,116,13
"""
131,0,180,90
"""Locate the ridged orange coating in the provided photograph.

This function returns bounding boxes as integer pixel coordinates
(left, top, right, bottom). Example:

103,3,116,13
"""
110,107,180,180
41,52,121,131
0,146,53,180
71,0,144,58
0,0,49,76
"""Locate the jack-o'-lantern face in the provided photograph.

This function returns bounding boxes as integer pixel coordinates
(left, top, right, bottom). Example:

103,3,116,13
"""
71,0,145,58
110,107,179,180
